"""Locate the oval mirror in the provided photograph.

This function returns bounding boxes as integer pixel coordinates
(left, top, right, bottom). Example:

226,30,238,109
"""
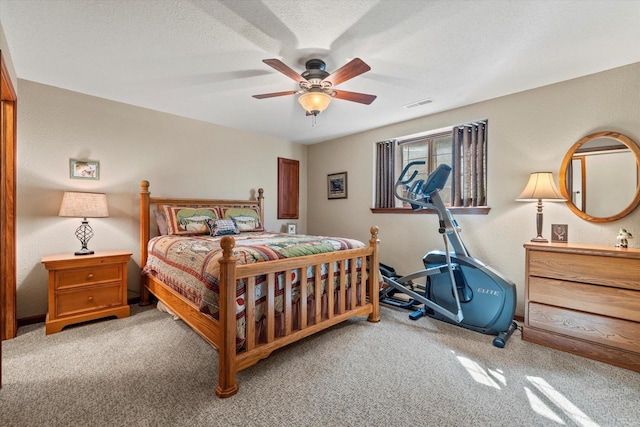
559,131,640,222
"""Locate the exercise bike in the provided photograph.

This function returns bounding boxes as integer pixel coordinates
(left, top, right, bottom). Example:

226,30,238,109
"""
379,161,518,348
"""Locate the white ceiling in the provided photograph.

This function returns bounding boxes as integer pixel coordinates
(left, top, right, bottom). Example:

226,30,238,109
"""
1,0,639,145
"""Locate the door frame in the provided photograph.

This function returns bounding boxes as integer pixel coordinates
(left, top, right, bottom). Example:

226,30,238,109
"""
1,49,18,351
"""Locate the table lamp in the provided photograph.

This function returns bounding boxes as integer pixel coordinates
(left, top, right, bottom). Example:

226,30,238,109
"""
516,172,566,242
59,191,109,255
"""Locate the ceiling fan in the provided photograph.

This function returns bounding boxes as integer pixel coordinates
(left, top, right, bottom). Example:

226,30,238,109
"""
252,58,377,118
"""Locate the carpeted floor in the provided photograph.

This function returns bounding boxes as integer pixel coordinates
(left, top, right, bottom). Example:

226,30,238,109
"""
1,304,639,427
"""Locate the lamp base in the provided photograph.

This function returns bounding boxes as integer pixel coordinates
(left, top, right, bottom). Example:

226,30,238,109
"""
531,237,548,243
75,248,95,256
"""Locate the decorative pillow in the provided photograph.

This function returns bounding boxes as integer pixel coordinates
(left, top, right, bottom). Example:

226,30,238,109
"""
163,206,220,235
207,218,240,237
153,210,169,236
219,206,263,232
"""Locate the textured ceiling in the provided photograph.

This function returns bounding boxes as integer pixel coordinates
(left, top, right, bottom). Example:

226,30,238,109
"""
1,0,639,144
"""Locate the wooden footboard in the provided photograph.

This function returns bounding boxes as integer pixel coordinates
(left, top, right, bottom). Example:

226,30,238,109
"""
139,180,380,398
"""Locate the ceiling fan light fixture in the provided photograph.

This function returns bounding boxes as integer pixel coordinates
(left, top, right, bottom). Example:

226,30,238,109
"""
298,91,332,115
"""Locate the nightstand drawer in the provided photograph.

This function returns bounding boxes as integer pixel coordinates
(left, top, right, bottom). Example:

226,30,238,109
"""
56,283,123,317
57,265,122,289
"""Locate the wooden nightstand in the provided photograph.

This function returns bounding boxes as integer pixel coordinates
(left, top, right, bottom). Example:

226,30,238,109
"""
41,250,132,334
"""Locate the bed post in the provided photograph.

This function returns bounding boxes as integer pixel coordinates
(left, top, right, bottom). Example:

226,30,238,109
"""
139,180,151,306
368,226,380,323
257,188,264,226
216,236,239,398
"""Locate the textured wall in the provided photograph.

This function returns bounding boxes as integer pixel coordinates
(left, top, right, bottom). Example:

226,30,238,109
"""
307,63,640,316
16,81,307,318
0,19,17,89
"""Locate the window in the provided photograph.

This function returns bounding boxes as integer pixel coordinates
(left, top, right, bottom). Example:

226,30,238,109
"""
374,121,488,213
399,131,454,206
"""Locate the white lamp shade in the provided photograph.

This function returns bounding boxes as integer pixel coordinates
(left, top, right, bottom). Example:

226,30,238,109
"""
516,172,566,201
298,91,332,114
59,192,109,218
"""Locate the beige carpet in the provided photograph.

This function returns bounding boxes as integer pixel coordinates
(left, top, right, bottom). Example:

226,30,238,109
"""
1,304,639,427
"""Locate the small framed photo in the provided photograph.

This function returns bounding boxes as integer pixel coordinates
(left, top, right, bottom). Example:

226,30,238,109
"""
287,223,297,234
327,171,348,199
70,159,100,180
551,224,568,243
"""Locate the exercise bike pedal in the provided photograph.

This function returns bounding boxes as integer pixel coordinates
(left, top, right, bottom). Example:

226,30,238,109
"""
409,308,426,321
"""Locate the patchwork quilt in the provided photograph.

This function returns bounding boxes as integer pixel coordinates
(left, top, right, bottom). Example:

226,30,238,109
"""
143,232,366,346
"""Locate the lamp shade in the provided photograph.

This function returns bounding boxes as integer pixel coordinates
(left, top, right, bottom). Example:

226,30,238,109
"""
516,172,566,201
298,91,332,115
59,192,109,218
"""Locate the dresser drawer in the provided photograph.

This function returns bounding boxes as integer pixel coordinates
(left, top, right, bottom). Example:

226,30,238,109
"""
56,283,123,317
528,276,640,322
528,302,640,354
528,250,640,290
56,265,122,289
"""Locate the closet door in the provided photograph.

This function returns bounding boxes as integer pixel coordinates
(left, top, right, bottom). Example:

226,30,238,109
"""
277,157,299,220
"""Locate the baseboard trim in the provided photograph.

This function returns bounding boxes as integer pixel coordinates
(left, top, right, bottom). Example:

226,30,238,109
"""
17,314,45,327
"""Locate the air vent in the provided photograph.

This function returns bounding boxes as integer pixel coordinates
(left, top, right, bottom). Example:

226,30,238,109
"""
403,98,433,109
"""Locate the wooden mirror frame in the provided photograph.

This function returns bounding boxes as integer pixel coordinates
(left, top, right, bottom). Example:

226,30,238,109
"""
559,131,640,222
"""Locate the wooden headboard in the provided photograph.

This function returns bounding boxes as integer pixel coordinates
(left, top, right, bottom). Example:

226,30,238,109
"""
139,180,264,268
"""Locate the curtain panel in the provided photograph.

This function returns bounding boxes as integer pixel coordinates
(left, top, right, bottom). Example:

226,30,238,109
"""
452,122,487,207
375,140,396,208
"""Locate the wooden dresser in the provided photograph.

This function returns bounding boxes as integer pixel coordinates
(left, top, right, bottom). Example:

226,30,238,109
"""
523,242,640,371
42,251,132,334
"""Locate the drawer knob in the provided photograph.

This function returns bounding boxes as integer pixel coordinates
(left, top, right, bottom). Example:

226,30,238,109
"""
88,296,94,302
87,273,94,280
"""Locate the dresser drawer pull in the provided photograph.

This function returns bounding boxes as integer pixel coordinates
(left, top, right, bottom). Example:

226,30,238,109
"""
87,273,94,280
88,296,94,302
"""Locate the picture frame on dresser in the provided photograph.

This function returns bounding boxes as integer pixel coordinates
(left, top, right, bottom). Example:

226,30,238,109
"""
551,224,568,243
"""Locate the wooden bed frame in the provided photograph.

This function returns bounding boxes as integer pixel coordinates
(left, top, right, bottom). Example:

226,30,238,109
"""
139,181,380,398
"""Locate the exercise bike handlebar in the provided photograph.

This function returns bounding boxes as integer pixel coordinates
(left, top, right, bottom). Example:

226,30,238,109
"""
395,161,426,208
395,161,452,209
398,160,424,186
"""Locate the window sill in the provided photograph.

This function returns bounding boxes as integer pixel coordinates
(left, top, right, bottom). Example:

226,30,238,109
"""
371,207,490,215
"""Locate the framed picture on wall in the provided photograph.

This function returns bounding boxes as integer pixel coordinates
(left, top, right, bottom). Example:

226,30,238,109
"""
69,159,100,180
327,172,348,199
287,223,297,234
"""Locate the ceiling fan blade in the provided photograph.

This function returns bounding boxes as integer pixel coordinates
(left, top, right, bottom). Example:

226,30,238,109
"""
333,90,377,105
323,58,371,86
252,90,298,99
262,59,306,83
